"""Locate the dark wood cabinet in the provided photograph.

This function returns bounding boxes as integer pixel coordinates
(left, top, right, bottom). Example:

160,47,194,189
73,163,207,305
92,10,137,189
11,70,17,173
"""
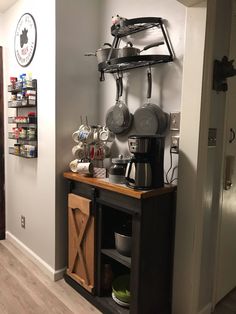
64,172,176,314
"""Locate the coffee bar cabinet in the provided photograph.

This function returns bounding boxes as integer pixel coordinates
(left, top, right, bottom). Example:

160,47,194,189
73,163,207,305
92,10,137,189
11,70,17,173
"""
64,172,176,314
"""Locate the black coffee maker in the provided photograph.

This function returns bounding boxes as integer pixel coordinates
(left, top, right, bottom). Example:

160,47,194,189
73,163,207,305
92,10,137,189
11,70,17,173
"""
125,135,164,189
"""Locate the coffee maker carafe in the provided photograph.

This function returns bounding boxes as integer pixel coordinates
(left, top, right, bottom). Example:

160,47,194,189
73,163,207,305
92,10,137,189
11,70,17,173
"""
125,135,164,189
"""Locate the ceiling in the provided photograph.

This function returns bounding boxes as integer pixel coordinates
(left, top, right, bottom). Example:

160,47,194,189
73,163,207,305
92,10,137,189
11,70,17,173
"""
0,0,18,13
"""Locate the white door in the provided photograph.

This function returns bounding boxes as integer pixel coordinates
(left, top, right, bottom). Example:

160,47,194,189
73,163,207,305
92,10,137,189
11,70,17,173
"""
215,4,236,304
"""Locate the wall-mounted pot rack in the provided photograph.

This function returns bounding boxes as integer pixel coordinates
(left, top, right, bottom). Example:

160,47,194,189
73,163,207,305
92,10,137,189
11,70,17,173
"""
98,17,174,80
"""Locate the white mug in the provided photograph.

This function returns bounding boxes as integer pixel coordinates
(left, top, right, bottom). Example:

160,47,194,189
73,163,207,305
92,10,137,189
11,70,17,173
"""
69,159,94,174
99,126,115,142
72,143,85,159
69,159,79,172
72,125,92,143
77,162,94,174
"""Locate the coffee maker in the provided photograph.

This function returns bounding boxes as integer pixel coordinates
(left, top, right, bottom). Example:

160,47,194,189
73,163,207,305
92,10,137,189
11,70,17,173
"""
125,135,164,189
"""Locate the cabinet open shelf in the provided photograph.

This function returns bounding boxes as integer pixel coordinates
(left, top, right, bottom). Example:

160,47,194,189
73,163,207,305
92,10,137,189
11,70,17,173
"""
9,147,37,158
8,116,37,124
8,132,37,141
96,296,130,314
8,100,36,108
101,249,131,268
8,79,37,93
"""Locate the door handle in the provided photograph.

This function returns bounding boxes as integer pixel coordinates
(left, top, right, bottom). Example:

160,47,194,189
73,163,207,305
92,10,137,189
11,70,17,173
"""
224,155,235,190
229,128,235,143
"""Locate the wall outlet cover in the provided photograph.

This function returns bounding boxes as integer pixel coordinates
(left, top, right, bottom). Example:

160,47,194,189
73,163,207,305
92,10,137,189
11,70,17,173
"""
170,112,181,131
21,215,25,229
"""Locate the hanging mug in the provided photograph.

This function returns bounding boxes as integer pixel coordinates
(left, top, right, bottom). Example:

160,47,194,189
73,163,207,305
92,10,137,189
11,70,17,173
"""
72,125,92,143
99,126,115,142
72,143,85,159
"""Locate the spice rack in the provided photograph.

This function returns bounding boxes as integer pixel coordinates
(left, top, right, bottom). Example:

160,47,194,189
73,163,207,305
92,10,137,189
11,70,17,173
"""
98,17,173,79
8,78,37,158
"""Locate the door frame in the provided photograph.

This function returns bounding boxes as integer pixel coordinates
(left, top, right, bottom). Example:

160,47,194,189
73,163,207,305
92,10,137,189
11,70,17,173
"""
0,46,5,240
211,1,236,307
173,0,233,313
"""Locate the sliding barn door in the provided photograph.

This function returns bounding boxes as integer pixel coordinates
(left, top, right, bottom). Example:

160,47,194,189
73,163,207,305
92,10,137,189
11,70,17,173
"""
67,193,95,293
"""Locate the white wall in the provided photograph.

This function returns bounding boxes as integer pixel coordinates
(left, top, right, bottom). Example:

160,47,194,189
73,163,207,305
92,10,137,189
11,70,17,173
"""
3,0,56,269
55,0,100,270
98,0,186,174
172,2,207,313
0,14,3,45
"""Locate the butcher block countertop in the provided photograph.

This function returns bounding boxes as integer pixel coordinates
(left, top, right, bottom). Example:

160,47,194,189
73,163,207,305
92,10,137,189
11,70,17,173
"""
64,172,176,199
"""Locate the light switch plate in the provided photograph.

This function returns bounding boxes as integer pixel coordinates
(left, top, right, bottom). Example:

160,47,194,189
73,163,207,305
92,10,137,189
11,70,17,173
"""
170,112,181,131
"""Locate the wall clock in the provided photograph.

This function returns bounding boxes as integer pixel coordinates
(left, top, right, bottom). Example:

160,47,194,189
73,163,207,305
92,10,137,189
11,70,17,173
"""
14,13,37,67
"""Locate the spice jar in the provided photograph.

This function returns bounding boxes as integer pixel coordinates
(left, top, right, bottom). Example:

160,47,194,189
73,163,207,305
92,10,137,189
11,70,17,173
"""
27,126,36,140
19,127,27,139
14,144,21,155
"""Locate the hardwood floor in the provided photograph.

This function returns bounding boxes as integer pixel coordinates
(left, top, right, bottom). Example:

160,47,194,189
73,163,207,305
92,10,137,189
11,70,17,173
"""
0,240,101,314
213,288,236,314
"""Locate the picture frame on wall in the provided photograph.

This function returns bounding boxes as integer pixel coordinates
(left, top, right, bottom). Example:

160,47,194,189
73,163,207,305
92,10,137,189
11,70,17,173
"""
14,13,37,67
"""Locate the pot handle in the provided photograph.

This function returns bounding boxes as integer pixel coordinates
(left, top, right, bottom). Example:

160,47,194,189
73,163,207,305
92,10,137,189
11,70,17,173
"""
116,76,120,101
126,41,133,48
102,43,112,48
119,72,123,97
141,41,165,52
84,53,96,56
125,161,135,183
147,68,152,99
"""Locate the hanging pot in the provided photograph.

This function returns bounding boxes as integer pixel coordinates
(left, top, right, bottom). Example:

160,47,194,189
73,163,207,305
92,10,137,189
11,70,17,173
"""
117,41,164,58
133,68,168,135
85,43,119,63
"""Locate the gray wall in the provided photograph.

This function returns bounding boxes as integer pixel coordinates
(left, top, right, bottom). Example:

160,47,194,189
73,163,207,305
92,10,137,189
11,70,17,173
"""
55,0,100,269
97,0,186,174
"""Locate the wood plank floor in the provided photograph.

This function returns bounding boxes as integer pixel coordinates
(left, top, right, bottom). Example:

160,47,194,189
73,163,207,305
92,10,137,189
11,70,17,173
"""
0,240,101,314
213,288,236,314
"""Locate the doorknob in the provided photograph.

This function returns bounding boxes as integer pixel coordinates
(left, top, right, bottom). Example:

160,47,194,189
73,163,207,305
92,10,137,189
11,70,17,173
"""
224,155,235,190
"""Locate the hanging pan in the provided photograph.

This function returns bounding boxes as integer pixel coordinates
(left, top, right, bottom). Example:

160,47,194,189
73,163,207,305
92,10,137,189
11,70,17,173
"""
106,74,133,135
113,72,132,128
133,67,168,135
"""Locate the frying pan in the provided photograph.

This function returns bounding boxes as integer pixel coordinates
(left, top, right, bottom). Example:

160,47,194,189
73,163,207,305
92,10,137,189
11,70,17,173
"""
133,68,168,135
106,77,133,134
113,72,131,128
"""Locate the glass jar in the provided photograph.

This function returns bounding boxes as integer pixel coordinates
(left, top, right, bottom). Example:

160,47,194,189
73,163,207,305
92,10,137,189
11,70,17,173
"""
14,144,21,155
27,126,36,140
109,154,130,184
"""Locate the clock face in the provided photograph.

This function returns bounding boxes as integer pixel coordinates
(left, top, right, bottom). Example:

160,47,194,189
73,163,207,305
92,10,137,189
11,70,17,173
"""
14,13,37,67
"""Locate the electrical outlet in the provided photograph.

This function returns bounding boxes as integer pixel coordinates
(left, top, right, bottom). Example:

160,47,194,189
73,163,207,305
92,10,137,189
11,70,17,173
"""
171,135,180,153
170,112,181,131
21,215,25,229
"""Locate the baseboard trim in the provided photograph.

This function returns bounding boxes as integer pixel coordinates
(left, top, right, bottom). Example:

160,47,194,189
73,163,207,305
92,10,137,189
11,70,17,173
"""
6,231,66,281
198,303,212,314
